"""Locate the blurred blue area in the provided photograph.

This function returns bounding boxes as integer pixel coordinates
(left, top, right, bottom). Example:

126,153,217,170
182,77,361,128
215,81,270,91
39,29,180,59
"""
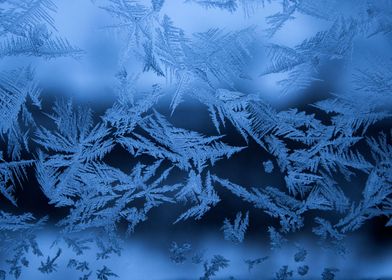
6,229,392,280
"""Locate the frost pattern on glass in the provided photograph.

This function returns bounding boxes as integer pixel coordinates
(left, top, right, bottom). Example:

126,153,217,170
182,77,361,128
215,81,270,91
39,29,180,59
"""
1,0,392,279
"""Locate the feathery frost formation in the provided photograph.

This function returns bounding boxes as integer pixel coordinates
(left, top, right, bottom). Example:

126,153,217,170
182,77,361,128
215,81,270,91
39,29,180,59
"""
1,0,392,278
